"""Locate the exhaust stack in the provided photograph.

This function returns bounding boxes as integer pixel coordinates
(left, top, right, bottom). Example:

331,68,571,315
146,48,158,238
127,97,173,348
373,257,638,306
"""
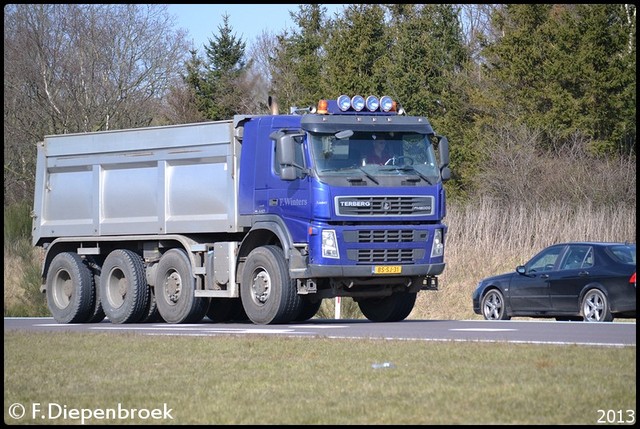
268,96,279,115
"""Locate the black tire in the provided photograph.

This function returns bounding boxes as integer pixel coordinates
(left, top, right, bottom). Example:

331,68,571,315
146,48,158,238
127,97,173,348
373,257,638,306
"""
581,288,614,322
480,289,511,321
139,285,162,323
206,298,247,323
155,249,209,324
45,252,95,324
85,257,106,323
357,292,417,322
294,296,322,322
240,245,302,325
99,249,149,324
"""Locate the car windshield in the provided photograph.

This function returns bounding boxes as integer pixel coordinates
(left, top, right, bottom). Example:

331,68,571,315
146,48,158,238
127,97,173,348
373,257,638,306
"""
309,131,440,182
606,244,636,265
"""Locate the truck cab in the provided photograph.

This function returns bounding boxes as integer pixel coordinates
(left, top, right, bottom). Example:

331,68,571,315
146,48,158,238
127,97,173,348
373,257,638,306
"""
235,95,450,323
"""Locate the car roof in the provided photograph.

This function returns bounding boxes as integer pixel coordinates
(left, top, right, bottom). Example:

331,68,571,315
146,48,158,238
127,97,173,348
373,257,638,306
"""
553,241,635,247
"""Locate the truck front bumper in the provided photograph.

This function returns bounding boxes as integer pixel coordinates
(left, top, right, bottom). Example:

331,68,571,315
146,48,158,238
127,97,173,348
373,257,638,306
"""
303,263,445,278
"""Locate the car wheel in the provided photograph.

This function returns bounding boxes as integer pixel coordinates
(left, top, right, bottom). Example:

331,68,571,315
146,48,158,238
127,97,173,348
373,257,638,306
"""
481,289,510,320
581,288,613,322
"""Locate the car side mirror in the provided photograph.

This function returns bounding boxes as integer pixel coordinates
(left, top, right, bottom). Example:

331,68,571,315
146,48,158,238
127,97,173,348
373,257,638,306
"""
516,265,526,275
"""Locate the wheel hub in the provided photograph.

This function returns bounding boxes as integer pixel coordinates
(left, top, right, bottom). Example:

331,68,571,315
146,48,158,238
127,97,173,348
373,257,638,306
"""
251,270,271,304
165,272,182,303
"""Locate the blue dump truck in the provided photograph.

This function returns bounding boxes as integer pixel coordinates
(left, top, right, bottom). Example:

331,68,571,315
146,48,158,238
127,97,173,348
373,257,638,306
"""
32,94,451,325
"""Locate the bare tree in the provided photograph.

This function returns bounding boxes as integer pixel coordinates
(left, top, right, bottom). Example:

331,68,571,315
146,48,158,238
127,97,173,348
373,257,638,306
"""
244,29,279,113
4,4,190,204
457,3,497,64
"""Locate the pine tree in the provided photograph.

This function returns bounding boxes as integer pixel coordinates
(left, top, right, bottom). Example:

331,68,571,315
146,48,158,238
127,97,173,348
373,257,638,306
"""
187,13,251,120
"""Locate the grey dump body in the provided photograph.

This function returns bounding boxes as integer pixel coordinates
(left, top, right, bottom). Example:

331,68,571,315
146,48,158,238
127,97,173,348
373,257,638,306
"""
32,120,240,246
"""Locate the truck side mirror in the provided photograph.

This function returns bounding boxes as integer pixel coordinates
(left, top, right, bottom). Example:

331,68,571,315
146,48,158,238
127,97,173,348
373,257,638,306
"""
437,136,449,170
277,134,296,166
281,166,297,181
436,136,450,182
441,166,451,182
274,133,306,181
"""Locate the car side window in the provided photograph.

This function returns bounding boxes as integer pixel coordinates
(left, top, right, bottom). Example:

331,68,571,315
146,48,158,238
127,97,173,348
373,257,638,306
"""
560,245,591,270
583,247,594,268
528,246,563,272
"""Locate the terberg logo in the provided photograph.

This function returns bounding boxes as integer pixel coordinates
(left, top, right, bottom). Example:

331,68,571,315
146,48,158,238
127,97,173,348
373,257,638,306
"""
339,200,371,207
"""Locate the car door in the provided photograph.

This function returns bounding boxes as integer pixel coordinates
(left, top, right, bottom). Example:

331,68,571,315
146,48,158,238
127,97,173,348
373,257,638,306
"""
508,245,565,313
549,245,594,313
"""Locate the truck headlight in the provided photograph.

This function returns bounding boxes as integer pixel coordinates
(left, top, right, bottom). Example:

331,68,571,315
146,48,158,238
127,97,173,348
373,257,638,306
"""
322,229,339,259
430,228,444,258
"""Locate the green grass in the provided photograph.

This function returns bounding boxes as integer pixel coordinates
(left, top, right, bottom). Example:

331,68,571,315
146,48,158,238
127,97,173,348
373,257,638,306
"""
4,331,636,425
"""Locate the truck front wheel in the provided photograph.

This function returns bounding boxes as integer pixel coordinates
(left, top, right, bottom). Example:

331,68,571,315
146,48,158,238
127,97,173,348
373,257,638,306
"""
155,249,209,323
46,252,95,324
240,245,301,325
357,291,417,322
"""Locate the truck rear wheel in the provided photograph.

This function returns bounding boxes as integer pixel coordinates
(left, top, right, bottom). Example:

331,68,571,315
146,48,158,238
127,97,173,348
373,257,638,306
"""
155,249,209,323
46,252,95,324
139,285,162,323
84,256,106,323
240,245,301,324
100,249,149,324
357,291,417,322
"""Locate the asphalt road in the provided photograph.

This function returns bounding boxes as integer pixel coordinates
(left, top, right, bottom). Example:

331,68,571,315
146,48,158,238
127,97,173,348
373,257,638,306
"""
4,317,636,347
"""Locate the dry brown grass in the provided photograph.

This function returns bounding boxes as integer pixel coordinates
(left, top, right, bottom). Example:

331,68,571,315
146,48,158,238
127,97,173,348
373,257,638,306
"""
3,242,46,316
4,251,26,313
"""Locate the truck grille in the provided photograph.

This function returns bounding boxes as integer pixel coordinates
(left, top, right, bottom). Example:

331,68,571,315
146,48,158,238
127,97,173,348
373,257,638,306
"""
335,196,434,216
343,229,428,243
342,229,429,264
347,249,418,264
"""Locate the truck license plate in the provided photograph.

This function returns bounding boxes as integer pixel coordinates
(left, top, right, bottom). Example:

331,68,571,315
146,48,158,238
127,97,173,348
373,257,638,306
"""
373,266,402,274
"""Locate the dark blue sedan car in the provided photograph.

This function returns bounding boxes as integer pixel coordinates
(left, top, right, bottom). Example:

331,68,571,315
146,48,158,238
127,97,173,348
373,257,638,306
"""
472,242,636,322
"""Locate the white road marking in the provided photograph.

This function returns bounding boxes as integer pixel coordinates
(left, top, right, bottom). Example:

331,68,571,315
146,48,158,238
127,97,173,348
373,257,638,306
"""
287,325,349,329
35,323,81,327
90,326,300,334
451,328,517,332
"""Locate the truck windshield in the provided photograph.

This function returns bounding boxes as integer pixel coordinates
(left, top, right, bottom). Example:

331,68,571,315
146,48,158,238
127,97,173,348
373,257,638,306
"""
309,131,440,182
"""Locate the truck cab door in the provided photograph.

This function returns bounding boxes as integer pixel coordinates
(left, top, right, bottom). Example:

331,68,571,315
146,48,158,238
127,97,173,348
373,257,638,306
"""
265,132,311,240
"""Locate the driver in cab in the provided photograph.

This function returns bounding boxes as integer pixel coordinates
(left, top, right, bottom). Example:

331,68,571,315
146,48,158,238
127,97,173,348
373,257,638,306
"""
365,140,391,165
